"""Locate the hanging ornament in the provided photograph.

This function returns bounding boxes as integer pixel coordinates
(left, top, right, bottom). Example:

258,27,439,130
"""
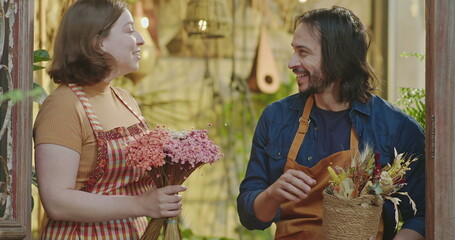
248,25,281,94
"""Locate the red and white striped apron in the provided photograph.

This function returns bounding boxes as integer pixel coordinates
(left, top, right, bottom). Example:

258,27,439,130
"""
41,83,154,239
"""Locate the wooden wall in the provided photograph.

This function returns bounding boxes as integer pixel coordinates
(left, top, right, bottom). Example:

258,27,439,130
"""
0,0,33,239
425,0,455,239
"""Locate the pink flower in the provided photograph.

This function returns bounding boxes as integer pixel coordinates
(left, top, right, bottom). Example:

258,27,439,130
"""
126,127,222,170
125,126,222,240
125,128,170,170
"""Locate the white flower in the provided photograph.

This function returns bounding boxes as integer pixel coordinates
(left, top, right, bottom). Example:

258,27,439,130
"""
379,171,393,187
168,129,189,139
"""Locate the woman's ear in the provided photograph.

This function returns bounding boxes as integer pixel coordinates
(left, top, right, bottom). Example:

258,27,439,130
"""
99,40,106,51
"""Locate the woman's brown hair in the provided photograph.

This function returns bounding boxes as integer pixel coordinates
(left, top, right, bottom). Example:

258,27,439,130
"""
48,0,127,85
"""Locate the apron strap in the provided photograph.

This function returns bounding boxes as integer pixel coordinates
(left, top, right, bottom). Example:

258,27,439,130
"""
68,83,104,133
287,95,314,162
349,127,359,161
110,87,147,124
349,127,359,151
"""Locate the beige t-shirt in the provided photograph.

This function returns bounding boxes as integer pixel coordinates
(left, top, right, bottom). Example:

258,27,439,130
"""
33,83,143,189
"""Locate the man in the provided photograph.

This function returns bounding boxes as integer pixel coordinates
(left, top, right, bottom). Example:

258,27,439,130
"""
237,6,425,240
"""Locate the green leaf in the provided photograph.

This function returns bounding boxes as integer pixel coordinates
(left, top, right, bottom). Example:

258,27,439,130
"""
1,89,25,104
31,166,39,188
368,182,383,195
1,84,48,104
33,49,51,63
30,82,48,104
400,52,425,62
33,65,46,71
396,87,425,129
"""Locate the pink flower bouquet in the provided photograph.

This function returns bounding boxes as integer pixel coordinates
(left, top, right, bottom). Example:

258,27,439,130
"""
125,126,222,240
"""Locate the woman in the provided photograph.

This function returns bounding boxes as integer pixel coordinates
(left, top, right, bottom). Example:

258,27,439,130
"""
33,0,186,239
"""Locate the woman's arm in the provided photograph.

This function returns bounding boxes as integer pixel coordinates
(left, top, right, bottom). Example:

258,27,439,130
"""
394,228,424,240
35,144,186,222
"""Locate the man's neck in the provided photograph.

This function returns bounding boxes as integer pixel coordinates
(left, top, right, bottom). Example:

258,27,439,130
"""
314,83,351,112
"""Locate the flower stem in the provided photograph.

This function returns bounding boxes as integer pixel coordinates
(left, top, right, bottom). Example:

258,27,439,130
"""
164,216,181,240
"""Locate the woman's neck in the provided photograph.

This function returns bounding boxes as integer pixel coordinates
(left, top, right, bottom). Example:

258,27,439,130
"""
84,81,111,95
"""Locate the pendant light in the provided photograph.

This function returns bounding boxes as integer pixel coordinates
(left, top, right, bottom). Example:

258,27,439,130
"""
183,0,232,39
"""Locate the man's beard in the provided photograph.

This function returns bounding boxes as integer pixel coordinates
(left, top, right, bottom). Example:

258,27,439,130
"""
300,69,333,95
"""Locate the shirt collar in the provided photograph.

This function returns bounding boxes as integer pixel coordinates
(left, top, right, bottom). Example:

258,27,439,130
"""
288,92,373,117
289,93,308,110
351,97,372,116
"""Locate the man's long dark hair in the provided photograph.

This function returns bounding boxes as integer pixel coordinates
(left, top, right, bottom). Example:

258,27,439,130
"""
295,6,378,103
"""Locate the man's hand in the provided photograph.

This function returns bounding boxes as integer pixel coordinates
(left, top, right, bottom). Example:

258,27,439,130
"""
253,169,316,222
369,228,424,240
266,169,317,203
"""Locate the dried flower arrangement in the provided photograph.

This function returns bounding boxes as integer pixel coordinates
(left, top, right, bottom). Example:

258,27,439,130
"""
323,145,418,239
125,125,222,240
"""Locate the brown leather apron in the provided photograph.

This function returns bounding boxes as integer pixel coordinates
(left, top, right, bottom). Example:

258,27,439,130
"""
275,95,383,240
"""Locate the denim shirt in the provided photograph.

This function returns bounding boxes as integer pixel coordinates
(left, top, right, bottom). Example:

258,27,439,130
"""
237,93,425,239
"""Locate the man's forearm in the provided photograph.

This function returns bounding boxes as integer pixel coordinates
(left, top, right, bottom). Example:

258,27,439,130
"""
253,189,281,222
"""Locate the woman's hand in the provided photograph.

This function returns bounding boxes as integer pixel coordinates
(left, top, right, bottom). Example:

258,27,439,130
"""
138,185,187,218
